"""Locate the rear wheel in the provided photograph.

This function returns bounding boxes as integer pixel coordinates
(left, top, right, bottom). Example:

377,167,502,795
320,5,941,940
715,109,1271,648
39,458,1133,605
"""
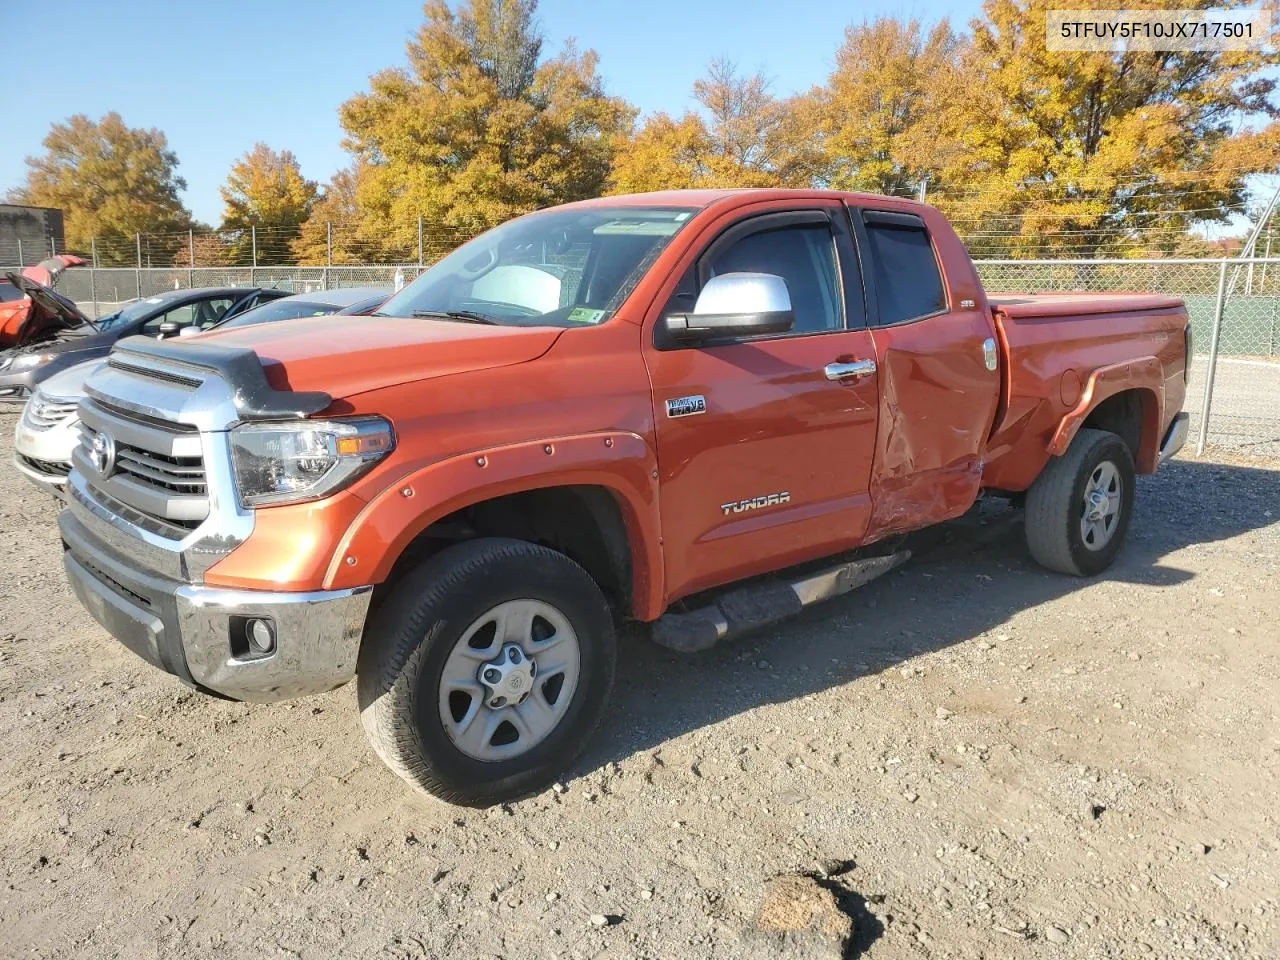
1024,428,1135,576
357,538,616,806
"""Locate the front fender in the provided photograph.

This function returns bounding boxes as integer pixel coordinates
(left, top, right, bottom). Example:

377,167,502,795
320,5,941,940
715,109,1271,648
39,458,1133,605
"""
323,431,665,620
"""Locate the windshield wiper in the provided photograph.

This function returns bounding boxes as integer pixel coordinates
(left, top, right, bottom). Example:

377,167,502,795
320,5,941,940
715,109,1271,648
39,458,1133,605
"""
410,309,499,325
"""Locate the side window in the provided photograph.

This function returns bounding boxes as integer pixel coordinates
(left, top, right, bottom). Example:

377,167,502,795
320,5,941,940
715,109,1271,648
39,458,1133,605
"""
860,212,947,325
141,303,195,335
704,224,842,335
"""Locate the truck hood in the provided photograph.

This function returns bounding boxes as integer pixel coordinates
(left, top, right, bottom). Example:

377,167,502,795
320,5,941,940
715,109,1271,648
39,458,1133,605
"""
196,314,565,399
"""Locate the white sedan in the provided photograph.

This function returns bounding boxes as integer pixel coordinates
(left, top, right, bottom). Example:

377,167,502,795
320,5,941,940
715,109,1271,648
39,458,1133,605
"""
12,358,100,497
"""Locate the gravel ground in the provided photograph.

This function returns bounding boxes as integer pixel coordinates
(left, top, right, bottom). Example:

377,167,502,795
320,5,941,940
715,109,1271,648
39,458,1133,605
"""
0,414,1277,960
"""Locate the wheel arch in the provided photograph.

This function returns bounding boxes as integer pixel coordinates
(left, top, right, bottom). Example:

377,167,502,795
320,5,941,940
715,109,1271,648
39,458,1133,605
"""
325,432,664,621
1048,359,1164,474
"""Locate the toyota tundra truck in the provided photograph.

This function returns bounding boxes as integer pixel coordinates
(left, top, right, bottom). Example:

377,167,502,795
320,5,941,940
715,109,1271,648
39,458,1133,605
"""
56,189,1191,806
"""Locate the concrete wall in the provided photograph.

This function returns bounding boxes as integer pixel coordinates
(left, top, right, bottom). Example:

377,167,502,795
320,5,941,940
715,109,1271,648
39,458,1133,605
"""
0,205,66,266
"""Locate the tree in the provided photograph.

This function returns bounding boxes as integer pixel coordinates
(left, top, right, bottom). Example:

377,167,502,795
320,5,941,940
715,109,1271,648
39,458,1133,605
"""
934,0,1280,256
219,144,318,265
813,18,967,196
609,59,821,193
338,0,634,253
291,166,367,265
173,224,232,268
18,112,191,265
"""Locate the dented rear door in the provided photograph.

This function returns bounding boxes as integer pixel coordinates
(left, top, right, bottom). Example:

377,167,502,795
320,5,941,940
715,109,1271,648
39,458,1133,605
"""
849,204,1000,539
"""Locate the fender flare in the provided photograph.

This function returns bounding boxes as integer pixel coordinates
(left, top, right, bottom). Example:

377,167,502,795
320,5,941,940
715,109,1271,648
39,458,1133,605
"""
1048,356,1164,470
323,431,665,620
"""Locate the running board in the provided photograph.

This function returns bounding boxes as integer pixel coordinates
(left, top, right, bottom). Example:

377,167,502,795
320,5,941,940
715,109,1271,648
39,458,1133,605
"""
650,551,911,653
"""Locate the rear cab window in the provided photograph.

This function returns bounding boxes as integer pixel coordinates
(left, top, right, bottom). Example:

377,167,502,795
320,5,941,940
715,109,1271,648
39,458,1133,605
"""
857,209,947,325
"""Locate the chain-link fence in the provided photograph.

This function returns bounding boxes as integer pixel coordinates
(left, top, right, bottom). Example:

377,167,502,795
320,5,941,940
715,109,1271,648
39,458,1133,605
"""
977,258,1280,460
4,253,1277,460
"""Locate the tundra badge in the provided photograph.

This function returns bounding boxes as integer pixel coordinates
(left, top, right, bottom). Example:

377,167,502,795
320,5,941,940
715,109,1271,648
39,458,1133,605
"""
721,492,791,516
666,395,707,418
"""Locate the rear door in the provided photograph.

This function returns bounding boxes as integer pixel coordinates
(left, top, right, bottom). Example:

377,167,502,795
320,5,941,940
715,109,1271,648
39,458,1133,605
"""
850,205,999,536
645,201,881,603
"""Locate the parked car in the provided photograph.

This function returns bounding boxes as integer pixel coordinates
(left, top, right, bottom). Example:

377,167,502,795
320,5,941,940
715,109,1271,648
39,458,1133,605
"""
11,288,389,494
194,285,389,331
0,285,287,404
57,189,1190,807
0,255,87,349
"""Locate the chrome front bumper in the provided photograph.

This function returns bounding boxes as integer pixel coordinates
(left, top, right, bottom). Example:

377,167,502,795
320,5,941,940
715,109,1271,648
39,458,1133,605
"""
60,509,372,702
12,412,77,495
1159,411,1190,464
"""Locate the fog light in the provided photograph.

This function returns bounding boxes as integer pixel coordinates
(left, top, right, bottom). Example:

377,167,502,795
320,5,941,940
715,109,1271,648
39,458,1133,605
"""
246,618,276,655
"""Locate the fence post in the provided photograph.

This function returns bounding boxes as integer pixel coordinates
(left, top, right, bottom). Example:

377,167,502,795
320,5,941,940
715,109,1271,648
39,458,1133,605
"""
251,225,257,285
16,238,22,267
325,221,332,290
188,229,195,288
89,237,98,320
418,215,424,267
50,236,56,256
135,232,143,300
1195,258,1229,457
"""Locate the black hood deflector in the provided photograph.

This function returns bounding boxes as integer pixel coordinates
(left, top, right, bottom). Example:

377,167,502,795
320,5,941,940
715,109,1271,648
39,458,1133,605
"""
111,335,333,420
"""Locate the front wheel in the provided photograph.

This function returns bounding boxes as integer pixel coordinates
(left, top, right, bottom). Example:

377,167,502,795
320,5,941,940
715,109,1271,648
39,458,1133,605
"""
357,538,616,806
1024,427,1136,576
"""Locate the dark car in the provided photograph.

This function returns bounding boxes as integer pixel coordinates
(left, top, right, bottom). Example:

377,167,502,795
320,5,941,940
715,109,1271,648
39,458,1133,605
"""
194,286,390,332
0,285,287,403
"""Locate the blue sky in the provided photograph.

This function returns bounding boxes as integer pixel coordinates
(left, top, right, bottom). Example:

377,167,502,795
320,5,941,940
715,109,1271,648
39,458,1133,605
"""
4,0,981,225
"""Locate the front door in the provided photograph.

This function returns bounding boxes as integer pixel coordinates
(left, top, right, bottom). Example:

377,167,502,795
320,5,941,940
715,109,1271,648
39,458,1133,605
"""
644,203,881,604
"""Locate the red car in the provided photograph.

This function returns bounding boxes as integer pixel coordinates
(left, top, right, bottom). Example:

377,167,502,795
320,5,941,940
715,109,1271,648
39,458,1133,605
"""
0,255,87,349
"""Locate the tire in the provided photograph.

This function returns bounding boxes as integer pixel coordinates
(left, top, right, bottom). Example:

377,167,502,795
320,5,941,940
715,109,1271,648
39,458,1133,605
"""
1024,428,1136,576
357,537,616,806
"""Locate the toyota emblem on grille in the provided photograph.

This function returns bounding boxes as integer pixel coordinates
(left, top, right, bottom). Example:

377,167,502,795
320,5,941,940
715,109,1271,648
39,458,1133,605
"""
88,430,117,479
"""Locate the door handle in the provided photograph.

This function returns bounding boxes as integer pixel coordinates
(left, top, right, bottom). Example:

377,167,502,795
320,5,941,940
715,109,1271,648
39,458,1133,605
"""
824,359,877,381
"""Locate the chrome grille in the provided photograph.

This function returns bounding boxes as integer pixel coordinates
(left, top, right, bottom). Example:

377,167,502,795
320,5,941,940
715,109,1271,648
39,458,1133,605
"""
116,446,207,496
18,454,72,478
22,393,79,430
75,398,209,532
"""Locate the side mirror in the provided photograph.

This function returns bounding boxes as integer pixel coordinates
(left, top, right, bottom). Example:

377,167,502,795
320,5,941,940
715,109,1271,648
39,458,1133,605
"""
662,273,794,343
156,321,181,338
177,326,201,338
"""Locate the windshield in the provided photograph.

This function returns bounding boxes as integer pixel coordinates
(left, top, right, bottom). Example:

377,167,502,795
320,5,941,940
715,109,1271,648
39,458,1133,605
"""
217,299,339,329
95,297,168,330
376,206,695,327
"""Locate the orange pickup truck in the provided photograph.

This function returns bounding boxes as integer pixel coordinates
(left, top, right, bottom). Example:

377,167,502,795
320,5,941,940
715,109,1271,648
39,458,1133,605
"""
57,189,1190,805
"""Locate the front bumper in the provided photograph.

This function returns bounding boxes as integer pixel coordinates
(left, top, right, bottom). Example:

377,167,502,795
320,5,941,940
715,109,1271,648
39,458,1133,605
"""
59,508,372,702
12,414,76,495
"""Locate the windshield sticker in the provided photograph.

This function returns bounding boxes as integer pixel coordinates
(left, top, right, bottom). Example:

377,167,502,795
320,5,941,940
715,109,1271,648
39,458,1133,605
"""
567,307,606,325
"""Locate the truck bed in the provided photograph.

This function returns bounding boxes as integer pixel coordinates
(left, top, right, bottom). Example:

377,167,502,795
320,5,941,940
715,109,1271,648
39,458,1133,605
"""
989,292,1185,319
982,291,1190,491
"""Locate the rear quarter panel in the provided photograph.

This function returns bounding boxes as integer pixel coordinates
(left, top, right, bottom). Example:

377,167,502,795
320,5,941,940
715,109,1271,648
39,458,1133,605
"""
982,299,1188,491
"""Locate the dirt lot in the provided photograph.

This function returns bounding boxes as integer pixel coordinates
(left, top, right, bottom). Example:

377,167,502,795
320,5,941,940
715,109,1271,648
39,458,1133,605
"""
1,416,1277,960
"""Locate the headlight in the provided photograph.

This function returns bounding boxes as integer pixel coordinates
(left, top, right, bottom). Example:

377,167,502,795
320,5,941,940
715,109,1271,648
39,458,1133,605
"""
230,416,395,507
10,353,53,371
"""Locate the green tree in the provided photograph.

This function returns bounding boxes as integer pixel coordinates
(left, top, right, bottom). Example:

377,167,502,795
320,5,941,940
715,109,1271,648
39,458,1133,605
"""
18,112,191,265
219,144,318,265
338,0,634,253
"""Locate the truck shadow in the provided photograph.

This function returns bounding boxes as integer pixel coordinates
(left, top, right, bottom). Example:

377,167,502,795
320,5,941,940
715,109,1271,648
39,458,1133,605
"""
591,457,1278,771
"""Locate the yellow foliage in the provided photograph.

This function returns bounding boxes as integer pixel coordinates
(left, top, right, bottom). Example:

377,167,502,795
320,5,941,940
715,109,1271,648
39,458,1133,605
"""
18,112,191,265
